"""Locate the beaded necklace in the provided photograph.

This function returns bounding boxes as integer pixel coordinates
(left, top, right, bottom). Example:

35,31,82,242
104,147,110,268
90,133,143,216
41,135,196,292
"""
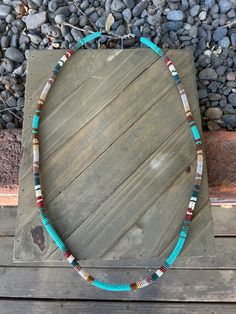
31,32,204,292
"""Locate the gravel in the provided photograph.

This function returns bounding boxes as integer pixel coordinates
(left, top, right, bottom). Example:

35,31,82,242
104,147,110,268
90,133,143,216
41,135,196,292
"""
0,0,235,131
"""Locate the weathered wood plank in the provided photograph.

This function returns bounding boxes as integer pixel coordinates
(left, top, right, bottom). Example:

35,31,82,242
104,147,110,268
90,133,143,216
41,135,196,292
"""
15,49,214,263
2,236,236,269
0,267,236,301
0,301,236,314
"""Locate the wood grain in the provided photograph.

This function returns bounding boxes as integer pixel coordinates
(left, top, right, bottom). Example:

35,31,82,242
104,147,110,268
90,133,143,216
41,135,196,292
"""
14,49,214,263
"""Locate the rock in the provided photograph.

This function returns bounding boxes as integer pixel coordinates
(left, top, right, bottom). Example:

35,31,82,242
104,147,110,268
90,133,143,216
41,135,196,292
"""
167,10,184,21
219,36,230,48
223,104,235,114
111,0,125,12
205,107,223,120
6,96,17,108
55,14,66,25
46,25,61,38
205,0,215,8
166,21,183,31
95,16,106,28
227,72,236,81
0,5,11,17
219,0,232,13
5,47,24,63
230,32,236,48
209,93,221,101
24,11,47,29
2,113,13,123
123,0,135,9
199,68,218,80
122,8,132,23
132,1,148,17
198,89,208,99
6,122,16,129
189,25,198,38
222,114,236,127
207,120,221,131
190,5,200,17
198,11,207,20
216,65,226,76
28,34,41,45
1,36,10,49
116,24,126,36
228,93,236,107
212,27,227,42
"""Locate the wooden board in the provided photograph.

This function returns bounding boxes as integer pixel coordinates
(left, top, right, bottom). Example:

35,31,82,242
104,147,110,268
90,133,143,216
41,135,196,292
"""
14,49,214,263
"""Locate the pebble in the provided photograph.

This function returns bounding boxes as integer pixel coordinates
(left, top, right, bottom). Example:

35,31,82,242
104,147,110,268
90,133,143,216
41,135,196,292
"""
219,0,232,13
96,16,106,28
228,93,236,107
219,36,230,48
122,8,132,23
166,21,183,31
123,0,135,10
205,0,215,8
110,0,125,12
205,107,223,120
207,120,221,131
190,5,200,17
198,11,207,21
55,14,66,25
167,10,183,21
0,5,11,17
24,11,47,29
1,36,10,49
5,47,24,63
199,68,218,80
2,113,13,123
6,96,17,108
216,65,226,76
212,27,227,42
133,1,148,17
222,114,236,127
189,25,198,38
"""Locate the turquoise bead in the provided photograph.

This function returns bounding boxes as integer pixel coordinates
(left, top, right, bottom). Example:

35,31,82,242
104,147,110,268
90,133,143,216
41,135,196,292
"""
191,125,200,140
32,114,40,129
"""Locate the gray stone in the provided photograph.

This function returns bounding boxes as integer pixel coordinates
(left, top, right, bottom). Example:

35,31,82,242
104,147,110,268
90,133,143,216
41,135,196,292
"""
228,93,236,107
5,47,24,63
24,11,47,29
1,36,10,49
219,0,232,13
223,104,235,114
116,24,126,36
55,14,66,25
209,93,221,101
190,5,200,17
219,36,230,48
6,122,16,129
198,89,208,99
205,107,223,120
222,114,236,127
6,96,17,108
167,10,184,21
2,113,13,123
123,0,135,9
96,16,106,28
28,34,41,45
0,5,11,17
189,25,198,38
212,27,227,42
199,68,218,80
166,21,183,31
207,120,221,131
230,32,236,48
199,11,207,20
79,16,88,27
133,0,148,17
122,8,132,23
216,65,226,76
111,0,125,12
205,0,215,8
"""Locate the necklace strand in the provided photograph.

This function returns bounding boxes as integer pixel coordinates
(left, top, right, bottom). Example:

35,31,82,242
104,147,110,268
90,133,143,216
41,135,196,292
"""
31,32,204,292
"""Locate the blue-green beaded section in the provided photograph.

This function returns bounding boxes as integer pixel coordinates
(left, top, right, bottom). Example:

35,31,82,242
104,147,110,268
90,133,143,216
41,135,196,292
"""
75,32,101,50
42,221,67,251
140,37,164,56
191,125,200,140
32,114,40,129
92,280,131,292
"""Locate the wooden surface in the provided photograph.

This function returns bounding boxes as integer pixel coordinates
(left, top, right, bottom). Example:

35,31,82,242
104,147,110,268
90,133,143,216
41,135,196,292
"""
1,205,236,310
14,48,214,263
